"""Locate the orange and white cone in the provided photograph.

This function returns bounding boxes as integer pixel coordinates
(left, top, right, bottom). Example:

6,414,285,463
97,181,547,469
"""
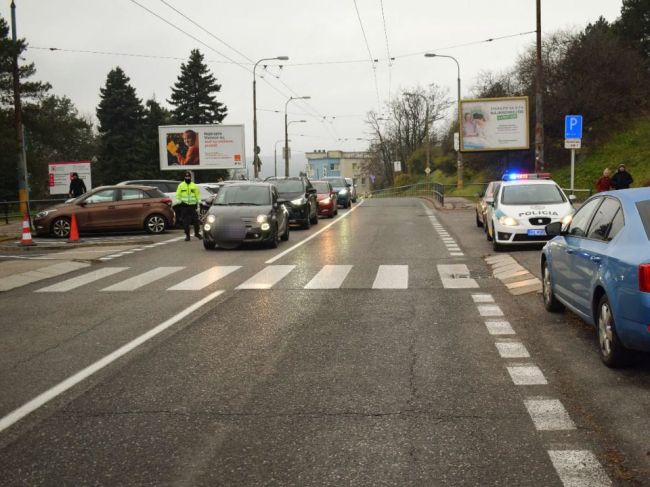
68,213,80,243
20,213,36,246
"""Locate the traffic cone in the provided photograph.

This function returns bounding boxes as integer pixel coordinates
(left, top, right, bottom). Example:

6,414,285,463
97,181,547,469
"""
68,213,80,243
20,213,36,246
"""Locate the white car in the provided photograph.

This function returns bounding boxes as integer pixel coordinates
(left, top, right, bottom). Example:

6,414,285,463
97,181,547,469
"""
485,174,575,251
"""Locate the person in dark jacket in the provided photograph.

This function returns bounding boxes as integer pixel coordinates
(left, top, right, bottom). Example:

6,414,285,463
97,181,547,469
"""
68,172,87,198
610,164,633,190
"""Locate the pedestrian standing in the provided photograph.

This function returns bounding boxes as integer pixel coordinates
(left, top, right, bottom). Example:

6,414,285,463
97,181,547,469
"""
610,164,634,190
175,171,202,241
595,168,612,192
68,172,87,198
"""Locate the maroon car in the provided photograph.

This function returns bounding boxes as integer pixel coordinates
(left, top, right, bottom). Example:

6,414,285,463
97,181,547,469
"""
33,185,175,238
312,180,338,218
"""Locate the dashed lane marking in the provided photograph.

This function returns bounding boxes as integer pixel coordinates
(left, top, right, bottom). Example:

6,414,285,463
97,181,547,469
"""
547,450,611,487
524,399,576,431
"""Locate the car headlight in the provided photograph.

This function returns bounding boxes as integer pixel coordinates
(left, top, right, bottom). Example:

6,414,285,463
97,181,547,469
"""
291,198,305,205
207,214,216,223
203,223,211,231
498,216,519,226
256,214,268,223
261,223,270,231
36,209,55,218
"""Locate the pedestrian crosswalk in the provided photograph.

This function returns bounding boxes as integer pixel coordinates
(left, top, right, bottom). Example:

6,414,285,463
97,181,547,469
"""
31,263,481,293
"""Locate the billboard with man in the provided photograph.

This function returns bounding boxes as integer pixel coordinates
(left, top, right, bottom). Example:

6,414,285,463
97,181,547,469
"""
459,96,529,152
158,124,246,171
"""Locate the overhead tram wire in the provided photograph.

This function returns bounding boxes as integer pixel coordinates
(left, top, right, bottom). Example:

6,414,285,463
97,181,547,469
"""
155,0,338,143
352,0,382,113
379,0,393,103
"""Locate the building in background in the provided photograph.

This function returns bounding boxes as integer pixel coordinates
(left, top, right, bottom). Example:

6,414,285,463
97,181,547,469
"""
305,150,372,194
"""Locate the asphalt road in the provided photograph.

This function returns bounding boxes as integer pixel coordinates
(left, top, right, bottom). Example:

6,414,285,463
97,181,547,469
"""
0,198,648,486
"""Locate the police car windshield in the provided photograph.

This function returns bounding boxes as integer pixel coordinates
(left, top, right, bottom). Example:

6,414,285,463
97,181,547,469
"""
214,186,270,206
501,184,566,205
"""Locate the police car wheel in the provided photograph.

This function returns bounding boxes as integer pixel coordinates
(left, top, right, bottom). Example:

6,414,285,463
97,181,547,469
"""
486,222,493,242
203,239,216,250
475,211,483,228
492,236,503,252
542,261,565,312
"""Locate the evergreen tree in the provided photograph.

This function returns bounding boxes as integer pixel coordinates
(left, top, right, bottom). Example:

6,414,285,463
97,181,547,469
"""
613,0,650,60
142,97,172,179
96,67,146,184
0,15,50,200
168,49,227,124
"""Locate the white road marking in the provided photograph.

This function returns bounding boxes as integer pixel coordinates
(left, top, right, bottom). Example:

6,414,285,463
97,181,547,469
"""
36,267,129,293
507,365,547,385
0,290,225,434
485,320,515,335
437,264,478,288
472,294,494,303
168,266,241,291
548,450,611,487
102,267,185,291
372,265,408,289
236,265,296,289
495,340,530,358
450,252,465,256
477,304,504,317
524,399,576,431
304,265,353,289
265,202,364,264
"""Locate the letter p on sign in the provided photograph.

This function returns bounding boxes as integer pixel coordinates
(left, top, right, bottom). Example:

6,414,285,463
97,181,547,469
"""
564,115,583,139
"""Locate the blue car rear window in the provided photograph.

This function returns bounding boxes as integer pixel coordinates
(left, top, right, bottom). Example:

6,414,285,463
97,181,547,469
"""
636,201,650,240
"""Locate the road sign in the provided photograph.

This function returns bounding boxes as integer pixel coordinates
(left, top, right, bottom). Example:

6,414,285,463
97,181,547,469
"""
393,161,402,172
564,115,583,139
424,167,431,175
565,139,581,149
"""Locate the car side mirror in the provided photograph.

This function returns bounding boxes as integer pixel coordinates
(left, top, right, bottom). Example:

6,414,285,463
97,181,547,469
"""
569,194,577,203
307,188,317,195
277,199,288,205
346,183,352,187
545,221,564,236
485,197,494,204
78,201,87,207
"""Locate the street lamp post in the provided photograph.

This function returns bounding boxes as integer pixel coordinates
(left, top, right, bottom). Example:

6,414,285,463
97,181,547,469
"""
424,53,463,189
285,96,310,177
253,56,288,179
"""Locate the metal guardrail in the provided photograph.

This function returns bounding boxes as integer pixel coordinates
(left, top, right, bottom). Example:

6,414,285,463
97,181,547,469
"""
1,199,68,225
369,182,445,206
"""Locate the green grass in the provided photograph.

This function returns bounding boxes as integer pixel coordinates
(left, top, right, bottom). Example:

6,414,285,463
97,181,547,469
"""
551,117,650,190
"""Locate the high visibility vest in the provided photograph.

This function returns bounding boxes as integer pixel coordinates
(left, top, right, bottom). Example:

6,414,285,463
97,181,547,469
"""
176,181,200,205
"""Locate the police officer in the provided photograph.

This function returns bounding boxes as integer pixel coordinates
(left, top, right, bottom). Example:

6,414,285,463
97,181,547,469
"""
175,171,201,241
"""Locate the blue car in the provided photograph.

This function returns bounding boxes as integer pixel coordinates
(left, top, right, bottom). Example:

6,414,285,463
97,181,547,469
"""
541,188,650,367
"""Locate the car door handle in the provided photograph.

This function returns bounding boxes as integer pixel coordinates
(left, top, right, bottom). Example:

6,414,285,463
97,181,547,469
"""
143,203,150,207
566,249,576,255
590,256,602,263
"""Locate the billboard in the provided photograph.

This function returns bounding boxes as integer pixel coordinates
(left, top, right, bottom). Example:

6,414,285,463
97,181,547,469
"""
158,124,246,171
48,161,92,195
459,96,529,152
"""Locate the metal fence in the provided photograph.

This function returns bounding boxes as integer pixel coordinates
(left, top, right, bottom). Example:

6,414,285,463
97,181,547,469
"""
369,182,446,206
1,199,68,225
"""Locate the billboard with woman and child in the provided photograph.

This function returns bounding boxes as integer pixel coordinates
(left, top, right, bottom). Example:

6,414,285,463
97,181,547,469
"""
459,96,529,152
158,124,246,170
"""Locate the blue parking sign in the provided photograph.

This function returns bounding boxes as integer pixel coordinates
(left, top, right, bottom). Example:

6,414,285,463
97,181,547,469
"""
565,115,583,139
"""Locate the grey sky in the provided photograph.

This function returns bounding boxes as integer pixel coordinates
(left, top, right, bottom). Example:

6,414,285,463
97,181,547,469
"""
2,0,622,177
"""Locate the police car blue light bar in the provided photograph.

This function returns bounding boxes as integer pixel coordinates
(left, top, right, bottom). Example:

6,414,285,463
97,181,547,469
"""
502,172,551,181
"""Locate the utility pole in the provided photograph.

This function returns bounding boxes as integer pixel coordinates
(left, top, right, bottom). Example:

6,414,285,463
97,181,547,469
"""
534,0,545,172
11,1,29,214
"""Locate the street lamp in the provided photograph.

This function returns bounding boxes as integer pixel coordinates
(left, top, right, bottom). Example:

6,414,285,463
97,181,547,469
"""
405,92,431,174
424,53,463,189
284,96,310,177
253,56,289,178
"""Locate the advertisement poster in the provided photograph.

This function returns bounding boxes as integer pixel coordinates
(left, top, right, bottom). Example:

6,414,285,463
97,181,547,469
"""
459,97,529,152
158,124,246,171
48,161,92,195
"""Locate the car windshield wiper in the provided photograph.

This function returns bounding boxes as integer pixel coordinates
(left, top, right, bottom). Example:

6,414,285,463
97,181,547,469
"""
229,202,262,206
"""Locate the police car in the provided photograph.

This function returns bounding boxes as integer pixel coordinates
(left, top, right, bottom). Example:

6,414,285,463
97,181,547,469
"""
485,173,575,251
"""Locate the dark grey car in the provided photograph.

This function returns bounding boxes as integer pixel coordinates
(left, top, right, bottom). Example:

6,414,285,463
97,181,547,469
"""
202,182,290,250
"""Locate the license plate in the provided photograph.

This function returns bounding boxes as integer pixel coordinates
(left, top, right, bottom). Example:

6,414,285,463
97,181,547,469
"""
528,229,546,236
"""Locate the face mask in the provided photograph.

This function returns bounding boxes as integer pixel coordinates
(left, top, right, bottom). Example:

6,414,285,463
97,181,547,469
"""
185,178,191,183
